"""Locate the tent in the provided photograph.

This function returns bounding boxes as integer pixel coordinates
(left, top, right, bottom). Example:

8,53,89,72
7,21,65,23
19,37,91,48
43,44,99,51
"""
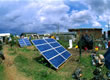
104,47,110,69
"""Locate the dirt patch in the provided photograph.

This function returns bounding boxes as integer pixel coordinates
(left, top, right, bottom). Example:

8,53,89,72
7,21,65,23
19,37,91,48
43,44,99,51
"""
27,46,35,51
3,45,32,80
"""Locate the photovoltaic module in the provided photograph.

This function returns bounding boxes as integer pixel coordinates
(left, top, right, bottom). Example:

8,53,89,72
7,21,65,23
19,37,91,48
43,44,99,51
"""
32,38,71,69
18,38,31,47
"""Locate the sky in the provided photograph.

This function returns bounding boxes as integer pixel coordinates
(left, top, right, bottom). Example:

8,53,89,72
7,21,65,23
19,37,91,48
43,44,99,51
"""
0,0,110,34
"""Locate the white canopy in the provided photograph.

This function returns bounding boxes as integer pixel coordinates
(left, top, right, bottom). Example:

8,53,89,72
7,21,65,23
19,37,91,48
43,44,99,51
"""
0,33,10,37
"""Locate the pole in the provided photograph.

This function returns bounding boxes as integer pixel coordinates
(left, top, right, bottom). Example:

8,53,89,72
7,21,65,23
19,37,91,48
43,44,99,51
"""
108,19,109,40
79,44,82,62
57,23,59,34
78,30,82,62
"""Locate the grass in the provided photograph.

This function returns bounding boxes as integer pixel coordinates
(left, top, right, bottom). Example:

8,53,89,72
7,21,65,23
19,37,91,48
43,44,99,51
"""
79,55,95,79
14,54,63,80
5,45,109,80
8,52,17,55
0,64,5,80
8,50,17,55
79,51,108,79
18,47,31,52
13,46,65,80
8,48,14,51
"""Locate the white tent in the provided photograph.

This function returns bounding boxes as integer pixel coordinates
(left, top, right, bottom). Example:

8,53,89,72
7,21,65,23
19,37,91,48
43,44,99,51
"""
0,33,10,37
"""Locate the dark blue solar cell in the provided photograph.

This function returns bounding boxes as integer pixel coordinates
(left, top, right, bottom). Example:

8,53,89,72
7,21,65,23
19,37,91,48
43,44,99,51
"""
24,38,31,46
45,38,56,43
37,44,52,52
43,50,58,59
50,42,60,47
32,40,46,45
55,47,65,53
61,51,71,59
50,55,65,68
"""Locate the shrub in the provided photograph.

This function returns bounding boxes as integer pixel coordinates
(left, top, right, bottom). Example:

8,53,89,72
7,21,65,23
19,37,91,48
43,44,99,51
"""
10,34,15,47
58,40,69,49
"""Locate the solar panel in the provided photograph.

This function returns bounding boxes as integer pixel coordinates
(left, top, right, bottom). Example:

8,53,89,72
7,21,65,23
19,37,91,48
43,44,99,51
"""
24,38,32,46
18,38,31,47
32,38,71,69
18,39,26,47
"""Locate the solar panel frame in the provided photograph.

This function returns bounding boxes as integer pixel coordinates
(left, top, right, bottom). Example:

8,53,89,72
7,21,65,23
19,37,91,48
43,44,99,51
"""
32,38,71,69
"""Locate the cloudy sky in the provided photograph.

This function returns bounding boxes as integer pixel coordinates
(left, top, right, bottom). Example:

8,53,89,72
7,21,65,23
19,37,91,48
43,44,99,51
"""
0,0,110,34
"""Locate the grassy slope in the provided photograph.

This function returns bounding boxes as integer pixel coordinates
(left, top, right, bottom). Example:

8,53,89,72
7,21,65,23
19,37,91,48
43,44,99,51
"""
6,45,109,80
13,47,69,80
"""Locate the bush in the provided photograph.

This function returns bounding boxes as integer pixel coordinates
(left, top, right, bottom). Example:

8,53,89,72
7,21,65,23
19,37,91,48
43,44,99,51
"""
9,34,19,47
57,40,69,49
73,42,77,47
10,34,15,47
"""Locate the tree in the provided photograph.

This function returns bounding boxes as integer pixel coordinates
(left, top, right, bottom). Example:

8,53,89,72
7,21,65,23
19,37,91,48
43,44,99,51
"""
10,34,15,47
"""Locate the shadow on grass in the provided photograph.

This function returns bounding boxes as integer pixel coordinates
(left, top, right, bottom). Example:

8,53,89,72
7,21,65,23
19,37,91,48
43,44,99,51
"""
33,56,56,70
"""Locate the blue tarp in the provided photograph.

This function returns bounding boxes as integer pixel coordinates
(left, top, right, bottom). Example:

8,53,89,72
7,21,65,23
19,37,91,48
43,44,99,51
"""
104,47,110,69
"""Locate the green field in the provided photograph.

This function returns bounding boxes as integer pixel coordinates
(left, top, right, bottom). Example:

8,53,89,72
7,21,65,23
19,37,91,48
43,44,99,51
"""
0,45,109,80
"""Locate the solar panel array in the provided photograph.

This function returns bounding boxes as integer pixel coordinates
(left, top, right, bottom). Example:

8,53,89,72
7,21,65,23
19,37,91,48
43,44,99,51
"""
32,38,71,69
18,38,32,47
